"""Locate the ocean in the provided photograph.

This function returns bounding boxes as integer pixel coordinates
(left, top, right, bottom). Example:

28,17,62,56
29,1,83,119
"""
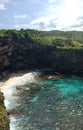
1,71,83,130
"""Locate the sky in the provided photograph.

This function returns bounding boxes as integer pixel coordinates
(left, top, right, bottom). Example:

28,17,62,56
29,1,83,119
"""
0,0,83,31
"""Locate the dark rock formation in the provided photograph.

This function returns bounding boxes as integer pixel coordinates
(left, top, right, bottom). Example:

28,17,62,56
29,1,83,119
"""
0,37,83,75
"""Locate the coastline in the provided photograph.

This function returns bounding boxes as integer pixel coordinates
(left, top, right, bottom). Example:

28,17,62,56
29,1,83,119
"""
0,69,82,130
0,69,83,130
0,91,9,130
0,70,62,130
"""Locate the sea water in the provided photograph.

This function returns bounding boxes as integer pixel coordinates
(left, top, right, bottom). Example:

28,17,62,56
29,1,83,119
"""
1,72,83,130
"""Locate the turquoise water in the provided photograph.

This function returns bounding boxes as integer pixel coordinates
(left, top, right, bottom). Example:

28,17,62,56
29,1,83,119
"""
2,73,83,130
26,77,83,130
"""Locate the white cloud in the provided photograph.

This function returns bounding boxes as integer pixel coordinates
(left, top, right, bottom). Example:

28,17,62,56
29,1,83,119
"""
0,0,11,10
29,0,83,31
0,3,6,10
60,0,82,25
14,24,29,29
0,0,83,30
30,16,57,30
14,24,20,29
14,14,28,20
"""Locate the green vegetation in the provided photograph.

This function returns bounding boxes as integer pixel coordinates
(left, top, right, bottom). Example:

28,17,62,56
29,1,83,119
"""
0,29,83,130
0,92,9,130
0,29,83,49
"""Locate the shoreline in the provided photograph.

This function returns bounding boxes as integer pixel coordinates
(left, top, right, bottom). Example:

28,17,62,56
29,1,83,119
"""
0,70,62,130
0,91,9,130
0,69,83,130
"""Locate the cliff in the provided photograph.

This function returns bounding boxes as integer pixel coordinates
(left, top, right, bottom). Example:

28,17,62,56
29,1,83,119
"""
0,91,9,130
0,36,83,75
0,29,83,130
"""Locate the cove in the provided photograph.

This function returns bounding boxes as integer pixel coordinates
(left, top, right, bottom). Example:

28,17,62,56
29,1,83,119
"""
1,72,83,130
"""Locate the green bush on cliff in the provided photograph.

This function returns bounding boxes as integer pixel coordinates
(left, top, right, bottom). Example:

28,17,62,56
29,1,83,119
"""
0,29,83,49
0,92,9,130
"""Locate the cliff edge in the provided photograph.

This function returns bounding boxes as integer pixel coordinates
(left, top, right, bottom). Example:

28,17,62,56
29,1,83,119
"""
0,37,83,75
0,91,9,130
0,30,83,75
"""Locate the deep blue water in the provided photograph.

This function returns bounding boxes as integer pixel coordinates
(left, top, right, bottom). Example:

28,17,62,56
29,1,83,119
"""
2,73,83,130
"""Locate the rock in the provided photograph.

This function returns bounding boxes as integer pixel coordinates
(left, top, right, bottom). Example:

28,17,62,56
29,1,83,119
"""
4,59,10,67
0,91,9,130
0,37,83,75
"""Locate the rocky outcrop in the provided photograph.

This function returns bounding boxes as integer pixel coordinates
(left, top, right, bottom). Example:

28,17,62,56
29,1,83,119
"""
0,37,83,75
0,91,9,130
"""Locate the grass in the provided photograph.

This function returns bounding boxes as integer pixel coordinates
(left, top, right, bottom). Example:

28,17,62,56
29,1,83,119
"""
0,92,9,130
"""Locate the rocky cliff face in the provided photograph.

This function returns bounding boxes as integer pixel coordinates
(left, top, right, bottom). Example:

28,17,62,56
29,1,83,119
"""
0,91,9,130
0,37,83,75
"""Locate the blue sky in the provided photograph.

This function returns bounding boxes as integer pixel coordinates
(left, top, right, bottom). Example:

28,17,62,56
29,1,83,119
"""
0,0,83,31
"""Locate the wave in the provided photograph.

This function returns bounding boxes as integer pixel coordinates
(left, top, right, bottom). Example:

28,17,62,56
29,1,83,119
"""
0,71,40,130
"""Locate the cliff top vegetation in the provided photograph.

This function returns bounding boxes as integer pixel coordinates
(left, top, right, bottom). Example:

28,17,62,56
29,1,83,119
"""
0,29,83,49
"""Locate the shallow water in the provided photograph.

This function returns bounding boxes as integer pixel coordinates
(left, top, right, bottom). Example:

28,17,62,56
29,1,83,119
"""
1,72,83,130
